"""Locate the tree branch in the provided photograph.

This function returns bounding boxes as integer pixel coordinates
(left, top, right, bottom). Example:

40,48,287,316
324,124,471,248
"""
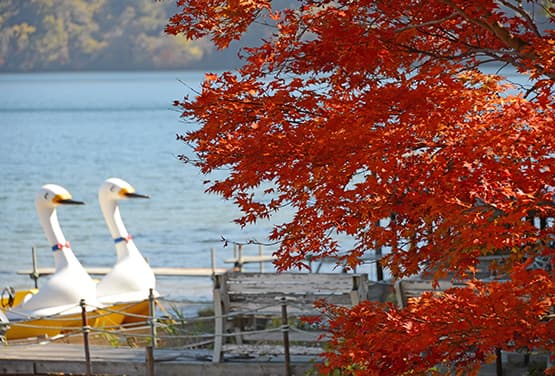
395,12,459,33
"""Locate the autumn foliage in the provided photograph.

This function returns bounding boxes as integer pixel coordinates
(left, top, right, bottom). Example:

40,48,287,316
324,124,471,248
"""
167,0,554,374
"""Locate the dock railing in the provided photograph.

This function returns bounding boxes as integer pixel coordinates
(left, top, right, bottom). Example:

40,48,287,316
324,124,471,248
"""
2,270,371,375
212,272,368,364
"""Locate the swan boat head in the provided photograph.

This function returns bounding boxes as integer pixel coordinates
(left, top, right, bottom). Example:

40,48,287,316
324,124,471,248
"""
8,184,100,320
96,178,157,304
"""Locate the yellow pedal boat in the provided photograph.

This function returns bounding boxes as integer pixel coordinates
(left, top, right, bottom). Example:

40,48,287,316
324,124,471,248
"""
1,290,152,340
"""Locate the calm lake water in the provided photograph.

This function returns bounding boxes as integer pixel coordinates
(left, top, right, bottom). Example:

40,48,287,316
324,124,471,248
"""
0,70,296,306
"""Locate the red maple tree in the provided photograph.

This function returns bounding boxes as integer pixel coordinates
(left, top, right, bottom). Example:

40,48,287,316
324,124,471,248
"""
167,1,554,374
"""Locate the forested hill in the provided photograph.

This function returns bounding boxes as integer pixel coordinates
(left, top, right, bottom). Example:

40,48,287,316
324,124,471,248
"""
0,0,260,72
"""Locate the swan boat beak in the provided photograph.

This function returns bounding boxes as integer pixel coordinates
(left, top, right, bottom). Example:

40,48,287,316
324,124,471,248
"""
124,192,150,199
57,198,85,205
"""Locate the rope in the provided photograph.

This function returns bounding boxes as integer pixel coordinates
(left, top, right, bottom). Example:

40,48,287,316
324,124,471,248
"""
219,327,282,338
289,326,329,337
156,333,215,340
153,301,293,322
83,303,152,319
6,322,79,331
156,297,212,305
1,288,331,348
88,327,158,339
162,314,214,323
6,302,84,321
3,318,328,348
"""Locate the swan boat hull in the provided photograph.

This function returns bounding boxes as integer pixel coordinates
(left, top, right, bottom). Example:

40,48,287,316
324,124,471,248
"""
2,290,151,340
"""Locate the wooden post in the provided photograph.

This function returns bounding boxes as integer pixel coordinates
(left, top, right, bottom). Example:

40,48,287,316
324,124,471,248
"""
349,275,362,305
258,245,264,272
149,288,157,348
211,247,216,275
280,297,291,376
238,245,243,272
80,299,92,376
212,275,224,363
31,246,39,289
376,245,384,281
495,347,503,376
375,220,384,282
145,345,155,376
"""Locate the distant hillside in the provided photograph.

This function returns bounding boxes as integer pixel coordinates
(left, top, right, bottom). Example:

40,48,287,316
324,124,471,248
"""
1,0,551,73
0,0,254,72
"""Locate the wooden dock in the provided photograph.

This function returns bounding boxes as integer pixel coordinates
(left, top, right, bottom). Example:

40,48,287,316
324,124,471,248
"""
17,266,229,278
0,343,317,375
223,255,276,265
0,342,540,376
16,245,278,279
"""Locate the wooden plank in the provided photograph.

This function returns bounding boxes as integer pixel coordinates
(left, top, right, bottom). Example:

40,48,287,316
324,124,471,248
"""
225,273,364,295
16,267,229,277
16,267,112,276
395,279,457,308
224,255,277,264
152,267,228,276
35,360,144,376
0,360,35,374
213,279,225,363
0,343,318,376
227,302,341,316
212,272,368,363
228,294,348,305
398,279,454,294
222,273,367,314
241,330,328,342
224,344,324,356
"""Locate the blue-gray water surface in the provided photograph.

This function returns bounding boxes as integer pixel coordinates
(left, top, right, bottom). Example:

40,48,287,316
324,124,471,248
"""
0,71,295,307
